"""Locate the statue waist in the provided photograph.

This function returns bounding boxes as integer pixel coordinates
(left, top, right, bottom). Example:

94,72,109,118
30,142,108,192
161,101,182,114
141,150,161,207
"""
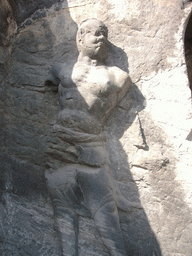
52,124,106,143
57,109,103,135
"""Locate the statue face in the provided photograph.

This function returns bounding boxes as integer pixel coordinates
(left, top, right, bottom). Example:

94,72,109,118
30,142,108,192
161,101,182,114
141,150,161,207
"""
78,20,108,62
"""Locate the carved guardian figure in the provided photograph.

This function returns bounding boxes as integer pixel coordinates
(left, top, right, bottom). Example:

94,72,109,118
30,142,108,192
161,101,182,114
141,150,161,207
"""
45,18,132,255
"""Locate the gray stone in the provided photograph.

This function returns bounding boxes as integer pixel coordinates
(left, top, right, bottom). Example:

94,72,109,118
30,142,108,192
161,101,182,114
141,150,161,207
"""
0,0,192,255
45,18,132,255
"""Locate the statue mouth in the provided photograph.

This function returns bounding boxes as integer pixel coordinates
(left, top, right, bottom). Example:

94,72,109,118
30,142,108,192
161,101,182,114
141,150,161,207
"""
96,42,103,47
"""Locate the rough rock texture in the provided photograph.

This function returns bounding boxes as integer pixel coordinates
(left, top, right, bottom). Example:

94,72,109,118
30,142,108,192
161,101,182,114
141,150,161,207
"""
0,0,192,255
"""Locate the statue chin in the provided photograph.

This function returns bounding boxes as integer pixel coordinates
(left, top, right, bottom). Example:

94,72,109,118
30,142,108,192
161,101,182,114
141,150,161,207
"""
92,47,108,62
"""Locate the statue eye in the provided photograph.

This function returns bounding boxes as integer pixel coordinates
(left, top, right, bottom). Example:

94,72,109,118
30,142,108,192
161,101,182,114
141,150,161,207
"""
101,31,106,37
95,30,100,36
95,30,106,37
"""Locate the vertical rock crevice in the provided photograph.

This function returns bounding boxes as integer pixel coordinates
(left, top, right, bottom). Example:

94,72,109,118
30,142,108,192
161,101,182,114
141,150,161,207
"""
185,11,192,92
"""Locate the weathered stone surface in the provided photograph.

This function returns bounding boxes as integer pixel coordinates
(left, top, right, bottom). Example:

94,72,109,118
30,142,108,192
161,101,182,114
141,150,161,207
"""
0,0,65,45
0,153,60,256
0,0,192,255
44,18,133,255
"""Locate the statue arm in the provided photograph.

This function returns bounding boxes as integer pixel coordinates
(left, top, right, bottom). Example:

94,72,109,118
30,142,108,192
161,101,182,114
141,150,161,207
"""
117,73,132,104
112,67,132,104
45,63,62,91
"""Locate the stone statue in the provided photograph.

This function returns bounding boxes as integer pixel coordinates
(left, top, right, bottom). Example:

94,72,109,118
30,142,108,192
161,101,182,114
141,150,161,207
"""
45,18,132,255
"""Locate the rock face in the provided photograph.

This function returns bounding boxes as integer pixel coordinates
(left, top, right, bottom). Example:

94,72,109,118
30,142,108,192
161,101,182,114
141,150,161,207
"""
0,0,192,255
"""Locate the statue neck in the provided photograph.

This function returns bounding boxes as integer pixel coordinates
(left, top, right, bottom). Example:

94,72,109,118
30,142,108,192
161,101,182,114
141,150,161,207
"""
77,53,103,66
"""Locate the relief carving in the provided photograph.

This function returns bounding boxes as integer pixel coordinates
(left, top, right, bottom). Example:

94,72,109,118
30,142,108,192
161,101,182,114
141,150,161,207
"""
45,18,132,255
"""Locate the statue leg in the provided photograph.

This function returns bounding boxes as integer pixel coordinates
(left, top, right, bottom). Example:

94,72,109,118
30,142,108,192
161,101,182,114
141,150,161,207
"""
76,166,126,256
54,208,78,256
45,167,80,256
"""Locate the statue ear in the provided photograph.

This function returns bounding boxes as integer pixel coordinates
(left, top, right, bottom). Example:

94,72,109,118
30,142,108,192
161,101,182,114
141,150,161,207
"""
77,28,85,51
79,38,83,46
78,38,84,52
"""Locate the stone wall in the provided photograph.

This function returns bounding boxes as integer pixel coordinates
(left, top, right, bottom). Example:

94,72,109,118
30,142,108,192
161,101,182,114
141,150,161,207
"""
0,0,192,255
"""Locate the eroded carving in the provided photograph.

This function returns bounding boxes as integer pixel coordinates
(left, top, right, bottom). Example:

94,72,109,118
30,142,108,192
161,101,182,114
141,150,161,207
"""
45,18,132,255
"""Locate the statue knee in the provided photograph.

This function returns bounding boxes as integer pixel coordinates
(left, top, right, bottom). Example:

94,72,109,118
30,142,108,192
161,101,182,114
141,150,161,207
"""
103,200,117,213
94,199,117,217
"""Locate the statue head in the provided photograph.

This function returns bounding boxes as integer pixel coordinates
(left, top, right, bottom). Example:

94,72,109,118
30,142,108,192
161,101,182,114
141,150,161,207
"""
76,18,109,62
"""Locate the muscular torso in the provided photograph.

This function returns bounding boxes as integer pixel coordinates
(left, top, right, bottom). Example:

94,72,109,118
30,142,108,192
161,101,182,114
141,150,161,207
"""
50,62,130,134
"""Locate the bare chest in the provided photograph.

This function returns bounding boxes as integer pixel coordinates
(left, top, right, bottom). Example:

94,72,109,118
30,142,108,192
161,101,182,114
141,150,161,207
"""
71,65,119,97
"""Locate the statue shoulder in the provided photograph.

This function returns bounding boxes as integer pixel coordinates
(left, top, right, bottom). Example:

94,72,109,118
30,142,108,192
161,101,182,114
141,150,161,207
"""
109,66,130,87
